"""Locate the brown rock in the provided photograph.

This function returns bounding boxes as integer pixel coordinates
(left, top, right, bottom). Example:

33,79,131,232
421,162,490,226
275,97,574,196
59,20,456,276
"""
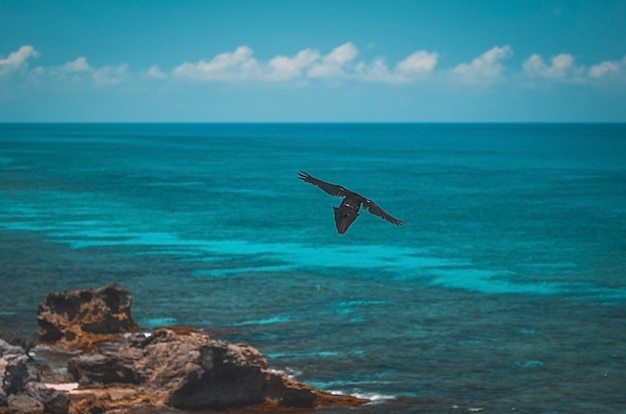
6,394,43,414
67,328,367,411
1,339,31,403
29,285,369,412
265,371,317,408
36,283,139,349
63,387,170,414
1,339,70,414
23,383,69,414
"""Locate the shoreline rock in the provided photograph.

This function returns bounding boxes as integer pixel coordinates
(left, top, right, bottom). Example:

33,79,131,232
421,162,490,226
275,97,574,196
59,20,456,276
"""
36,283,140,350
66,327,365,412
0,338,71,414
1,284,369,413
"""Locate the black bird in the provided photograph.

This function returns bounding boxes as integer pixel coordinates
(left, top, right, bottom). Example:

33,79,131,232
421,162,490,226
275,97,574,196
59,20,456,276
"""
298,170,404,234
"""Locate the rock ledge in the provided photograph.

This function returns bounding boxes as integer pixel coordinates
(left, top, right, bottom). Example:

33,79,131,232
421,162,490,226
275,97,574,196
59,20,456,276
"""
0,284,368,413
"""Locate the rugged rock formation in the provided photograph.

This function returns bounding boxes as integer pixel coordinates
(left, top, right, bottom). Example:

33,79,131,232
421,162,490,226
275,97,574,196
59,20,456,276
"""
2,284,368,413
36,283,139,349
67,327,361,411
0,338,70,414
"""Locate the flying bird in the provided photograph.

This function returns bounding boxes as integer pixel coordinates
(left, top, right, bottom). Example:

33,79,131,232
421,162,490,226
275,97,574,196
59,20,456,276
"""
298,170,404,234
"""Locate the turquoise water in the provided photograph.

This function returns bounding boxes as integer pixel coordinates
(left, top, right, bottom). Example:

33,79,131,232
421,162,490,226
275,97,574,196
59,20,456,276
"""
1,123,625,412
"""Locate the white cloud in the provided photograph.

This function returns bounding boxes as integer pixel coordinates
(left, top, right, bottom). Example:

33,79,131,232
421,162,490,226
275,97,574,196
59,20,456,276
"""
171,42,438,84
267,49,320,81
63,57,91,73
42,56,129,86
354,51,438,83
453,45,512,81
589,59,623,78
523,53,584,81
173,46,260,81
307,42,358,78
171,42,437,84
522,53,626,84
147,65,167,78
397,51,438,75
355,58,391,81
0,45,39,76
6,43,626,92
92,64,129,86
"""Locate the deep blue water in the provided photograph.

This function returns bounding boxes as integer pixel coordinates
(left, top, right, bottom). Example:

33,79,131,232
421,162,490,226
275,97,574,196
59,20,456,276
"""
1,123,625,412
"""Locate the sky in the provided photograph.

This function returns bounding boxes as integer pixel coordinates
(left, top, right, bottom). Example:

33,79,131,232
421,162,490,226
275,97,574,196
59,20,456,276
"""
1,0,625,122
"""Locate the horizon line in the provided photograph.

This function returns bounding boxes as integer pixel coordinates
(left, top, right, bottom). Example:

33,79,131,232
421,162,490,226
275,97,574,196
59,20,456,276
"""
2,121,626,125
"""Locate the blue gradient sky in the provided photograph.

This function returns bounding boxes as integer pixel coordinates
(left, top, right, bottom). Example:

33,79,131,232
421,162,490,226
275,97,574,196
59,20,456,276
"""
1,0,625,122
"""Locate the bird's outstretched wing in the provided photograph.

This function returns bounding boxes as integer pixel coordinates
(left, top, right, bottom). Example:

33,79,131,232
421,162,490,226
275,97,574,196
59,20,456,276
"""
362,198,404,226
298,170,349,197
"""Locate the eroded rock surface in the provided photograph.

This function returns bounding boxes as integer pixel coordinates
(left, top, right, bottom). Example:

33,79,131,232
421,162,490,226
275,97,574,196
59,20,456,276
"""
36,283,139,349
68,328,333,410
0,339,70,414
3,283,368,413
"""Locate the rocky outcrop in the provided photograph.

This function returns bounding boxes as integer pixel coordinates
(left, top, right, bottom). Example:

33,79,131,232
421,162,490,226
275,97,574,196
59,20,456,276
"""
36,283,139,350
0,339,70,414
67,327,361,411
3,284,368,413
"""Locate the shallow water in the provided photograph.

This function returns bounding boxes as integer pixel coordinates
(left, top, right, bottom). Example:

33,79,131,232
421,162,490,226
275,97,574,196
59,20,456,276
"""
1,123,625,412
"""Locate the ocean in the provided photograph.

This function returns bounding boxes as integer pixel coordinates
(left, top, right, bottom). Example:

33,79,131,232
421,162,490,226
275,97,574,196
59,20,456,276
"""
1,123,625,412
